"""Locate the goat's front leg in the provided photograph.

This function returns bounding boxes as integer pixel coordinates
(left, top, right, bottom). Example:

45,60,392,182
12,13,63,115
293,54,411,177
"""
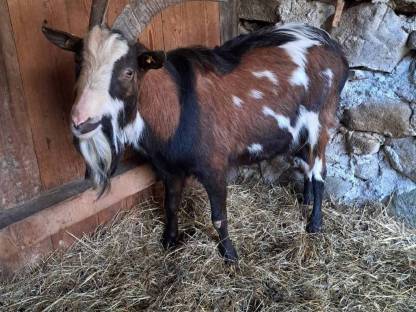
200,172,238,262
162,175,185,249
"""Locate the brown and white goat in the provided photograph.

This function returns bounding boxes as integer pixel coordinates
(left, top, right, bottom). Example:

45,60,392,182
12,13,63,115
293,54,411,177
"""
42,0,348,262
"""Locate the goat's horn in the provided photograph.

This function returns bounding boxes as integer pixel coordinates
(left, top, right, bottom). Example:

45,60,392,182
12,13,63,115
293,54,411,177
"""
112,0,227,42
89,0,109,30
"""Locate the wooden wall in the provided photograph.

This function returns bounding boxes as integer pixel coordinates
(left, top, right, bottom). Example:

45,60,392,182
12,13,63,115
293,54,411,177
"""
0,0,220,210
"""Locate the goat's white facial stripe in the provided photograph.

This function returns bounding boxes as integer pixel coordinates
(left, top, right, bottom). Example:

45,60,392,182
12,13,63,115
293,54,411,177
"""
250,89,264,99
248,143,263,155
262,105,320,147
252,70,278,85
74,27,129,124
322,68,334,87
232,95,244,108
277,24,320,90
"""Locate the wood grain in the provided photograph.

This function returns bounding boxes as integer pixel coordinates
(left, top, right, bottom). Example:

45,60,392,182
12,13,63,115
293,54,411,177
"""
220,0,238,43
0,164,156,273
0,0,41,210
7,0,87,190
139,13,165,50
161,2,220,50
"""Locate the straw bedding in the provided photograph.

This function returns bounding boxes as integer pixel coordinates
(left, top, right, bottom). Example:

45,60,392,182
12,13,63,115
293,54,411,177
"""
1,180,416,311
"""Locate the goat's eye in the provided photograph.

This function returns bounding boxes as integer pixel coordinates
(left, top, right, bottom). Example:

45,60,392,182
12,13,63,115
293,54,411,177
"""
123,69,134,80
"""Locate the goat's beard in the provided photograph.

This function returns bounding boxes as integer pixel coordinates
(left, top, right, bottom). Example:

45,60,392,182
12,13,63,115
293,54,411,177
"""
77,125,123,198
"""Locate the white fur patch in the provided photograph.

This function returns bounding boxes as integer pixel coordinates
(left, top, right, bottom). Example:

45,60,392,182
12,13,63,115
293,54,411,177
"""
118,114,145,149
262,106,292,131
262,105,321,147
322,68,333,87
248,143,263,155
252,70,278,85
232,95,244,108
311,157,324,181
276,23,320,89
250,89,264,99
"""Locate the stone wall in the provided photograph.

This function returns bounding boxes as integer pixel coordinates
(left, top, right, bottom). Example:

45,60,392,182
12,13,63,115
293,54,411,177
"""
236,0,416,226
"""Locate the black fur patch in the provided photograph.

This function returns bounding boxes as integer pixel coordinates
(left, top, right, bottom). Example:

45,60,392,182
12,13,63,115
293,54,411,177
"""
141,51,201,177
109,44,138,129
166,27,297,75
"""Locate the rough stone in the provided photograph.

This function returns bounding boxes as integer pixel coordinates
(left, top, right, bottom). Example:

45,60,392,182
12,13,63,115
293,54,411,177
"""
389,189,416,228
341,57,416,110
324,176,355,202
353,154,380,181
239,0,279,23
411,103,416,129
277,0,334,28
392,57,416,103
348,69,371,81
331,3,408,72
346,131,385,155
384,137,416,182
342,100,416,137
407,31,416,50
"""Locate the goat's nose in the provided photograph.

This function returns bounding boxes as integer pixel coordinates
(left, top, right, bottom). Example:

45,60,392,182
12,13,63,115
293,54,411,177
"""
71,107,87,128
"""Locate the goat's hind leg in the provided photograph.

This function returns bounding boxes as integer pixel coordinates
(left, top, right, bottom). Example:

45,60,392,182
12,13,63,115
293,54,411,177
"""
294,144,313,218
306,130,329,233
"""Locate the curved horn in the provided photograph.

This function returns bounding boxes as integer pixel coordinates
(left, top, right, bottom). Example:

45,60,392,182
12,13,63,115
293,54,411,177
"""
89,0,109,30
112,0,226,42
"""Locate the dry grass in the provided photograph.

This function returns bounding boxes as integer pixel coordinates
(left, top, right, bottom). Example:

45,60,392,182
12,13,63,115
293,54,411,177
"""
1,180,416,312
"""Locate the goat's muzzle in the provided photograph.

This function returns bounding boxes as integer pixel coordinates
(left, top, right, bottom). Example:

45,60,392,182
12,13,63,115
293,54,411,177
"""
71,118,101,138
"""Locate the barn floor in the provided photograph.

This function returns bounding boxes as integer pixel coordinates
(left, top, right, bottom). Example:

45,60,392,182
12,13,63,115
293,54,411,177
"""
2,180,416,311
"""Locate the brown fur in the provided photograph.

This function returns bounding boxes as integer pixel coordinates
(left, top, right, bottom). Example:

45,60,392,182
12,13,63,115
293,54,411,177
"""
192,45,346,172
139,69,181,141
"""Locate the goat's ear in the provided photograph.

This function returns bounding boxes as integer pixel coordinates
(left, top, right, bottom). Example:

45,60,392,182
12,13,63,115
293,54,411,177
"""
138,51,166,70
41,25,83,52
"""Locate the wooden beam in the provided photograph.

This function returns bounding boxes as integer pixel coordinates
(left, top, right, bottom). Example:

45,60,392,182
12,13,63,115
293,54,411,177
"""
0,164,156,274
220,0,239,43
332,0,344,28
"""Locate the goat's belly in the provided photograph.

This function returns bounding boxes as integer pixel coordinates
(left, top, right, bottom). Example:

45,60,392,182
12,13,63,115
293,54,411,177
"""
234,131,293,166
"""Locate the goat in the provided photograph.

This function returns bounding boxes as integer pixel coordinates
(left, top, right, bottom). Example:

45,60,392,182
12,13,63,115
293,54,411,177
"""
42,0,349,262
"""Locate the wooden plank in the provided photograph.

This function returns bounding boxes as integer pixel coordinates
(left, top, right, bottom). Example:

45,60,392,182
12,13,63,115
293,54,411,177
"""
332,0,345,28
7,0,87,190
139,13,165,50
0,160,145,230
0,0,41,210
161,2,221,50
204,1,221,47
182,2,205,45
220,0,239,43
161,3,184,50
0,164,156,273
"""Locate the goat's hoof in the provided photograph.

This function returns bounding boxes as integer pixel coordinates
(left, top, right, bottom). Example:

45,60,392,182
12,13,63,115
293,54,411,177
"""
161,232,179,250
306,221,322,233
218,243,239,263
